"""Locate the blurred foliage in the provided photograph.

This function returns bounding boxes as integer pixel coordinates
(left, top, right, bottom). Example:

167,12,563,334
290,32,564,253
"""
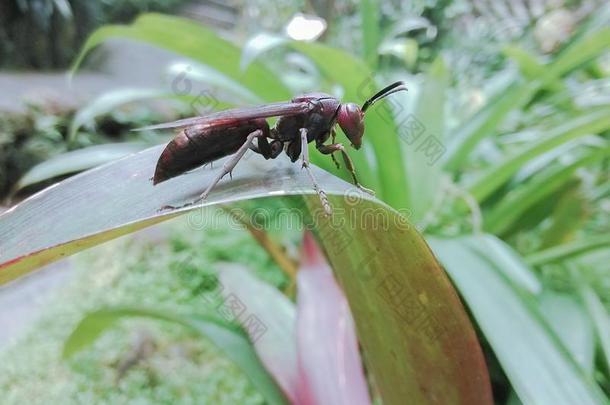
1,0,609,403
0,99,170,200
0,217,280,404
0,0,189,69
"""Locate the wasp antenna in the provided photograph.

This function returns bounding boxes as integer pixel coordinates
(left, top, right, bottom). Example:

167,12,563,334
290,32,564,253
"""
362,81,408,112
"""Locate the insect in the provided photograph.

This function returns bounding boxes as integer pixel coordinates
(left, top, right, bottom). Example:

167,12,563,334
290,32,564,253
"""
139,81,407,214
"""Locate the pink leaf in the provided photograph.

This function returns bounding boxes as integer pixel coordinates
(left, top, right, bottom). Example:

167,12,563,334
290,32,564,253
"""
296,231,371,405
218,264,299,403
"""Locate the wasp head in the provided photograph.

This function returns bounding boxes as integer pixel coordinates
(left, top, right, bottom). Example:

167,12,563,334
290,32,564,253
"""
337,103,365,149
337,81,408,150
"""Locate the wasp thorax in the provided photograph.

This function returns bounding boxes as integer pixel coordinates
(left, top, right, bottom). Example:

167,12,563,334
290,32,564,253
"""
337,103,364,149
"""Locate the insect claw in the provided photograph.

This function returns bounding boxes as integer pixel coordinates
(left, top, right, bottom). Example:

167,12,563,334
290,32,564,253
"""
158,199,198,211
358,184,375,196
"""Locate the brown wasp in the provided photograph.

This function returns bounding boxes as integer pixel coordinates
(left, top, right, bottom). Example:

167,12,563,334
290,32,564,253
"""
138,81,407,214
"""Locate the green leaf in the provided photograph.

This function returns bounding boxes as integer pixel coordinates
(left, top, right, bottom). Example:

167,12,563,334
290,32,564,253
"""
218,264,298,400
474,234,541,294
467,109,610,203
525,235,610,267
68,88,166,142
503,46,545,80
63,307,288,405
71,13,291,102
548,28,610,80
360,0,380,69
483,145,609,235
539,291,595,373
579,286,610,373
404,57,448,221
240,33,288,71
443,81,536,171
14,143,148,191
429,236,607,405
538,187,590,249
166,62,263,104
0,145,492,404
444,27,610,170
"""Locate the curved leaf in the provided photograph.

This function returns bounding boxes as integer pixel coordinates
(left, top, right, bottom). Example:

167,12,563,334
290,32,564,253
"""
68,88,167,142
166,62,262,104
218,264,298,402
484,144,610,234
444,26,610,171
296,231,371,405
15,143,148,191
0,144,491,404
63,307,288,405
525,235,610,267
429,236,607,405
71,13,291,102
360,0,380,69
405,57,448,221
240,33,288,71
467,108,610,202
539,292,595,373
579,286,610,372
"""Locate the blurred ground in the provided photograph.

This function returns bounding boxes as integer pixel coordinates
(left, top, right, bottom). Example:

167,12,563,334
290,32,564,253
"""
0,261,73,348
0,41,174,113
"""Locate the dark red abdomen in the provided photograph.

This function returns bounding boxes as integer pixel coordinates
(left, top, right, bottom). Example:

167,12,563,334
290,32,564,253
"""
153,119,269,184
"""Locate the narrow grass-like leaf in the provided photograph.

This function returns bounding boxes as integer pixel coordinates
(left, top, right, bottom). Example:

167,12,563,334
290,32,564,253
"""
475,234,541,294
429,236,607,405
525,235,610,267
68,88,166,142
503,46,545,80
484,145,610,234
539,292,595,373
538,187,589,249
467,109,610,203
444,27,610,170
240,33,288,71
405,57,448,221
580,286,610,373
15,143,148,191
548,28,610,79
63,307,288,405
360,0,380,69
443,82,535,171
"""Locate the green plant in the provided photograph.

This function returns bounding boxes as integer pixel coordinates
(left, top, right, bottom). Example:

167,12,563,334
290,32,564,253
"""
1,5,609,404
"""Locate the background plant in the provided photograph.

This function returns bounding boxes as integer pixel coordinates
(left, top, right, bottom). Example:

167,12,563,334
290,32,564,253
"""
0,0,608,404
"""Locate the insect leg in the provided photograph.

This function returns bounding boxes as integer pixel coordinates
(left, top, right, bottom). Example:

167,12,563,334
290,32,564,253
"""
328,128,341,169
317,143,375,195
300,128,332,216
159,130,261,211
194,130,261,202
